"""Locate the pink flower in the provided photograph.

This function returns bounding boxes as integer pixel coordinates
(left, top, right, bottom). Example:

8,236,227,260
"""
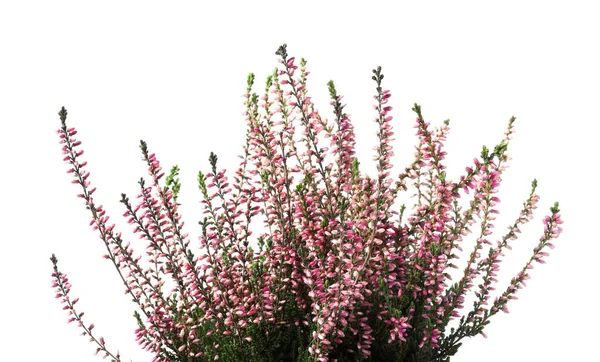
51,46,562,362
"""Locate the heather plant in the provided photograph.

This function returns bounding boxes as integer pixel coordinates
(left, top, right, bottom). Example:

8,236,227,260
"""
51,44,563,362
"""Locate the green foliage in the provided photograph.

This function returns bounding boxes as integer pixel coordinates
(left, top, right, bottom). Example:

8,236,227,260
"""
165,165,181,203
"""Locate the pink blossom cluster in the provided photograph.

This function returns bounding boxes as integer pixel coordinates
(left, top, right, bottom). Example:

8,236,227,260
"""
51,44,563,362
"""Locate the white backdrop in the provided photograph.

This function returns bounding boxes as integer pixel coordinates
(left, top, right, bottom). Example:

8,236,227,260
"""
1,1,597,361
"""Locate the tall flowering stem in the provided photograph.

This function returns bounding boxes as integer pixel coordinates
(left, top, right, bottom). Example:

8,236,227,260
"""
51,45,563,362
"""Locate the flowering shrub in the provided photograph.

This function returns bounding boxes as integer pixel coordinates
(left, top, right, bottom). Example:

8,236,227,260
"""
51,44,563,362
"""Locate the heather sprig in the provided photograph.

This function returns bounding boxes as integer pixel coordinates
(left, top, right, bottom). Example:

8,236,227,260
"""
51,254,123,361
51,45,563,362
